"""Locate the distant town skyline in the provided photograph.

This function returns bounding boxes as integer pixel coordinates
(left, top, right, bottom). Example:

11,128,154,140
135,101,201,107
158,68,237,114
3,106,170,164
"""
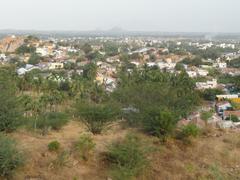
0,0,240,33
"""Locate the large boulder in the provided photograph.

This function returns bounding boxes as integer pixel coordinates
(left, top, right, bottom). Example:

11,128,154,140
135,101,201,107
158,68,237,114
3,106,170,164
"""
0,35,24,53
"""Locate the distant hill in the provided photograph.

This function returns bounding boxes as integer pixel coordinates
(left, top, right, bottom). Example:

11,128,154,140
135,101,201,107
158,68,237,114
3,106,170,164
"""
0,29,240,40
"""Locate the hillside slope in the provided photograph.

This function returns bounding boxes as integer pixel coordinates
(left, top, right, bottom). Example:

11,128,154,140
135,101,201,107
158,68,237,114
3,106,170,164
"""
7,122,240,180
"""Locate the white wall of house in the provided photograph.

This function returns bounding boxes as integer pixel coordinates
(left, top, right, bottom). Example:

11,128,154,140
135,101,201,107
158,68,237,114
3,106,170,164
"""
48,62,64,70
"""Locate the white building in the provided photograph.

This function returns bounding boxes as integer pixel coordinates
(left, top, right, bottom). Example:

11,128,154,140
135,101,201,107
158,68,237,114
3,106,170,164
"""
176,42,182,46
36,47,49,56
67,47,78,53
186,70,197,78
0,54,6,61
147,62,157,67
106,57,120,63
53,50,64,59
17,64,40,76
157,62,176,70
200,65,213,69
219,43,235,49
130,61,140,67
197,69,209,77
48,62,64,70
217,62,227,69
17,68,27,76
196,79,217,90
216,94,239,100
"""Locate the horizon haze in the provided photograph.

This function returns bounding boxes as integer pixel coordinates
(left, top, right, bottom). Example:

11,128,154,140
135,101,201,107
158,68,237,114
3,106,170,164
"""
0,0,239,33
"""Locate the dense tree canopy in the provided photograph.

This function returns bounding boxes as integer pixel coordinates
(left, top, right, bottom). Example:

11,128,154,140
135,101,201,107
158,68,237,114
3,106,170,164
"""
228,57,240,68
16,45,36,55
83,63,97,81
201,88,224,101
182,57,205,67
28,53,41,65
218,74,240,90
112,67,200,136
0,66,22,132
104,42,119,56
81,43,92,55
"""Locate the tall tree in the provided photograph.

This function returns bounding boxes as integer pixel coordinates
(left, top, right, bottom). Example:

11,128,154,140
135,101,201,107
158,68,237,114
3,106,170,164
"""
28,53,41,65
81,43,92,55
0,66,22,132
83,63,97,81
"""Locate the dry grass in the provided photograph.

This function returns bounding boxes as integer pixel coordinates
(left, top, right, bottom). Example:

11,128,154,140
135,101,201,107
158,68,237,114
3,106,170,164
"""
144,129,240,180
6,122,240,180
10,121,128,180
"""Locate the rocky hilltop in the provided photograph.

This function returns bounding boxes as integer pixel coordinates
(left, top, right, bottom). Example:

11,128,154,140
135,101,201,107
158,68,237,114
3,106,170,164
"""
0,35,24,53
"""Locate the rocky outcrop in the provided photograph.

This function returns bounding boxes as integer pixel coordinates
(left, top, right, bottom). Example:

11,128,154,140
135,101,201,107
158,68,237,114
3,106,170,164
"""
0,35,25,53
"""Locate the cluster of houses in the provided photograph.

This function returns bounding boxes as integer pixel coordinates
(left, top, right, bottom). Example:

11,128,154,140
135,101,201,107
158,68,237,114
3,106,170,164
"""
177,93,240,130
222,51,240,61
1,35,240,95
189,41,236,50
215,94,240,128
8,38,239,95
17,62,64,75
96,60,117,92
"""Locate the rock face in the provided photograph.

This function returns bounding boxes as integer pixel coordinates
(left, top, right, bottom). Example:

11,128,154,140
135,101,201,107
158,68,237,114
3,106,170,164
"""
0,35,25,53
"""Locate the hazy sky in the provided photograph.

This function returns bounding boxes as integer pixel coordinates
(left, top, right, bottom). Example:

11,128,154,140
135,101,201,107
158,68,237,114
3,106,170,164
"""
0,0,239,32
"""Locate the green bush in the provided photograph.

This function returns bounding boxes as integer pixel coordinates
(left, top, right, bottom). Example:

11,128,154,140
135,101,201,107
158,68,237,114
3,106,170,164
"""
230,115,240,122
52,151,70,169
180,124,200,138
106,134,148,180
202,88,224,101
226,115,240,122
200,111,213,121
74,134,95,161
75,102,120,134
33,112,68,133
122,111,141,127
48,141,60,152
28,53,41,65
0,135,24,177
142,108,177,138
16,44,36,54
